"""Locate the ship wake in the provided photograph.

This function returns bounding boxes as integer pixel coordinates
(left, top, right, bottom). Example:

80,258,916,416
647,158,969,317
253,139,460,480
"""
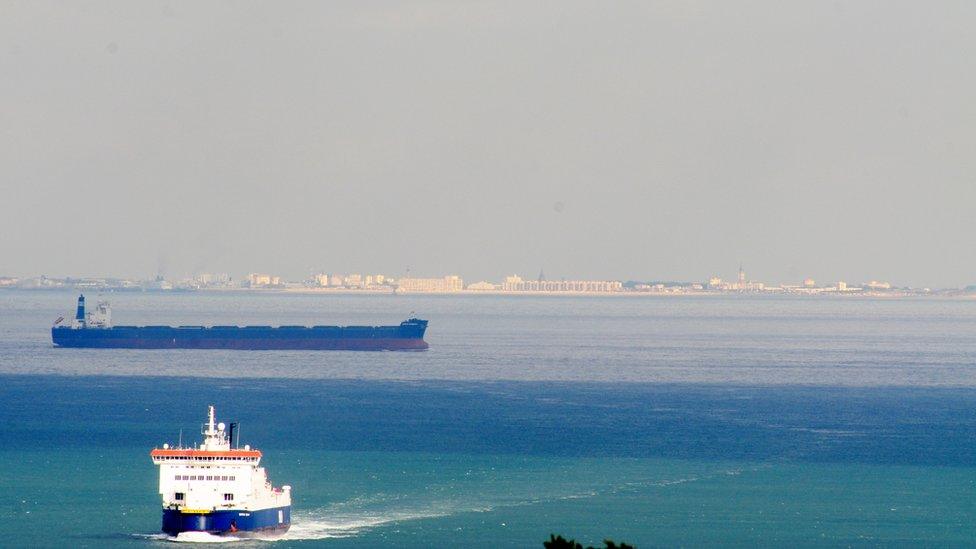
278,488,610,541
280,505,475,540
276,466,765,541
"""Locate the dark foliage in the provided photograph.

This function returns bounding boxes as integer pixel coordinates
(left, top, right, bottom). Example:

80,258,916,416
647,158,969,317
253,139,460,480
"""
544,534,635,549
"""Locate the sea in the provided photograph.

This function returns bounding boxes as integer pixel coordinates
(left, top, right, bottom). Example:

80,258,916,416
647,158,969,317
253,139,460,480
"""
0,290,974,547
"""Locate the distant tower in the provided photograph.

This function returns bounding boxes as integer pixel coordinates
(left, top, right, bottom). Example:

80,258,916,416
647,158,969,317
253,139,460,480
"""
738,265,746,288
538,269,546,282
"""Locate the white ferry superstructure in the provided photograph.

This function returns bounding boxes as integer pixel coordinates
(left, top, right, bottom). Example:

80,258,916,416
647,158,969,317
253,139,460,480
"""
150,406,291,537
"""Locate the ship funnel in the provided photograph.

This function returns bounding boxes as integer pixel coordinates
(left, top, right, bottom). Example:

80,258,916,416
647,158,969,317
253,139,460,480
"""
75,294,86,327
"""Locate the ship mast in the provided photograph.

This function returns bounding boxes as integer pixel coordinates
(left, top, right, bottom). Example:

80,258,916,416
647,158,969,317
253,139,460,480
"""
200,405,229,451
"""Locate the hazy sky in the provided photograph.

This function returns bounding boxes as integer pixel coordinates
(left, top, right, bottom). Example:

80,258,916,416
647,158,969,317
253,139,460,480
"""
1,1,973,287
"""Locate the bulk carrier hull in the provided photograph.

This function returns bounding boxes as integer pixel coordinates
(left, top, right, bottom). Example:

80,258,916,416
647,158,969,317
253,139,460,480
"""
52,323,428,350
53,295,429,350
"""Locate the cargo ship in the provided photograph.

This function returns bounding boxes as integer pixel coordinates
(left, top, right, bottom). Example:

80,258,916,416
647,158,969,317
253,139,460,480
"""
52,294,428,350
151,406,291,538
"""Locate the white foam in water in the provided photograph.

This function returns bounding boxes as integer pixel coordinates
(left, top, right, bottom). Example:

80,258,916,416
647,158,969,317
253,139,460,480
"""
278,488,612,542
170,532,241,543
133,532,237,544
134,533,172,541
279,508,457,540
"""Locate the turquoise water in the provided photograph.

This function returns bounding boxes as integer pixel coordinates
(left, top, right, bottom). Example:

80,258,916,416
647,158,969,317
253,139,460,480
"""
1,291,974,547
6,445,974,547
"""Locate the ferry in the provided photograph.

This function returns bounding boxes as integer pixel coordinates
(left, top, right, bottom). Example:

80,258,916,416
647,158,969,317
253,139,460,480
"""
150,406,291,538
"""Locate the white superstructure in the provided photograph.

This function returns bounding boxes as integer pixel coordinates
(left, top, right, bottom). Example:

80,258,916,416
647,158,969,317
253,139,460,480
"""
151,406,291,513
86,300,111,328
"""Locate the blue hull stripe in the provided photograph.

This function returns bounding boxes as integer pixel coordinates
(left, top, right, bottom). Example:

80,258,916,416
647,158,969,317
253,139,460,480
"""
162,506,291,536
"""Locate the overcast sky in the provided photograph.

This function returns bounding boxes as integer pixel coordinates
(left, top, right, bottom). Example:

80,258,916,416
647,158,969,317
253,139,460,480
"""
1,1,973,287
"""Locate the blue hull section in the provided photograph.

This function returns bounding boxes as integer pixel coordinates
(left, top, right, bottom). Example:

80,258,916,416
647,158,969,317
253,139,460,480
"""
51,319,428,351
162,506,291,537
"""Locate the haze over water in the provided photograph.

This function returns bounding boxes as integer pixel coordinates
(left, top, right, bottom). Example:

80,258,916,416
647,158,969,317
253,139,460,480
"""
1,290,974,547
3,1,975,546
2,2,975,287
4,291,975,386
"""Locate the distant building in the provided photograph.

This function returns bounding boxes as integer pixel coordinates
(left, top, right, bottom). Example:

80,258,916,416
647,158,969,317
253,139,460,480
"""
466,281,498,291
398,276,464,293
196,273,231,287
363,275,387,288
312,273,330,287
803,278,817,288
864,280,892,290
309,273,390,289
247,273,280,287
707,270,763,291
730,267,764,291
501,275,622,292
145,277,174,290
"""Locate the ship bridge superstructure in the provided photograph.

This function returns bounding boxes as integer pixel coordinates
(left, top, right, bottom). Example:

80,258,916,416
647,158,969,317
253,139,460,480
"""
64,294,112,329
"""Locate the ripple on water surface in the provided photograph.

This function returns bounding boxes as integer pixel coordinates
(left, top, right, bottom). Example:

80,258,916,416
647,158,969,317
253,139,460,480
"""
3,290,976,386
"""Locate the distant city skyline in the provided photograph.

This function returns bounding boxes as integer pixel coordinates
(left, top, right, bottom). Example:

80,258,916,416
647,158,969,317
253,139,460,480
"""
0,265,959,294
2,2,974,287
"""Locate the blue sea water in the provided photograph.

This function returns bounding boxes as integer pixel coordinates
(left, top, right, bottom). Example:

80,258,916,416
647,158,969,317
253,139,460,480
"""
0,290,974,547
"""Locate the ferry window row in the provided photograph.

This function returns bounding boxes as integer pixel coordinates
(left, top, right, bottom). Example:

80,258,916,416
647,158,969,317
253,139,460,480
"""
174,475,237,481
162,456,256,461
174,492,233,501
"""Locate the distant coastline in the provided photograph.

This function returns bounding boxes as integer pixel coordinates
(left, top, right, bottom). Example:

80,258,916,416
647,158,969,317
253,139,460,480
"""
2,269,973,298
2,284,973,299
